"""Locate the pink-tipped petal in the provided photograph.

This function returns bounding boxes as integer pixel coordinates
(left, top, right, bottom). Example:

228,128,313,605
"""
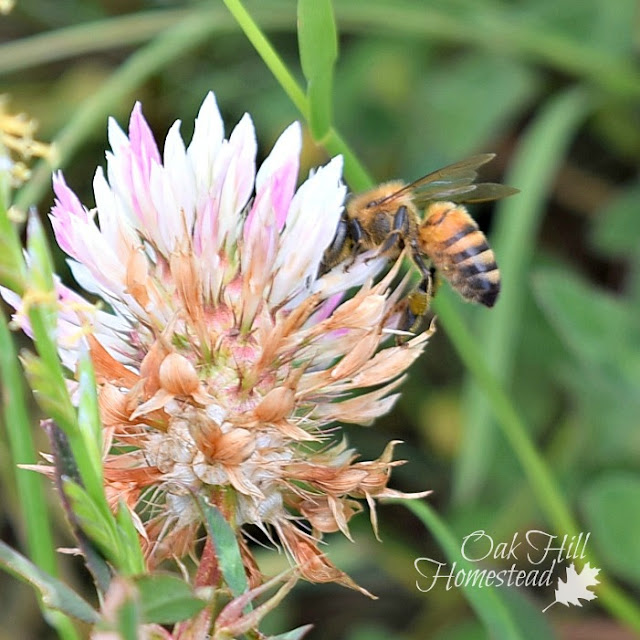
217,113,257,249
163,120,196,240
128,102,161,178
253,122,301,230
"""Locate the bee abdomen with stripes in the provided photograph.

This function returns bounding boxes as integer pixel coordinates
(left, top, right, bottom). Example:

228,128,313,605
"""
418,201,500,307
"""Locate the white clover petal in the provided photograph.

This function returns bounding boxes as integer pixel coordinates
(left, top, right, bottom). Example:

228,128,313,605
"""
50,196,126,298
256,121,301,192
66,259,122,304
107,115,129,155
310,252,388,300
163,120,196,235
149,160,180,254
93,168,140,259
270,155,346,305
217,112,257,250
106,105,163,246
187,91,225,195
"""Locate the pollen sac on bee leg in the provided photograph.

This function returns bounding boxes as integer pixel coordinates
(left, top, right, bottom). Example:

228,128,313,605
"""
394,277,433,343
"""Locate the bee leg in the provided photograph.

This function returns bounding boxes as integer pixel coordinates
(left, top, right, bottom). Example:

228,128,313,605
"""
320,212,350,275
344,218,365,271
395,277,431,344
350,217,364,246
408,241,437,300
377,205,410,256
429,266,441,297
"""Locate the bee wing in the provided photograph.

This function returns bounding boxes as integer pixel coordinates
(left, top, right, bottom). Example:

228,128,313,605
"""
374,153,518,207
439,182,520,204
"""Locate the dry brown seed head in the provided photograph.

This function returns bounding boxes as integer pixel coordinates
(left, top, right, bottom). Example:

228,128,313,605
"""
187,410,256,465
98,384,131,426
125,249,151,308
159,352,200,396
253,386,295,423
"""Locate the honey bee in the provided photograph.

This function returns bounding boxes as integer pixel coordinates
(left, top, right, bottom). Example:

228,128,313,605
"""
321,154,518,330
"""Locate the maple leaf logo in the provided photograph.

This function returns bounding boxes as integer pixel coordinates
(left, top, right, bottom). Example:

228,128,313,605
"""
542,563,600,613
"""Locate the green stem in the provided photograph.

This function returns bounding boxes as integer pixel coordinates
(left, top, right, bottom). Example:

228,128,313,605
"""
433,290,640,630
435,291,576,536
454,87,591,503
0,314,79,640
0,315,57,573
322,128,373,192
405,500,523,638
221,0,373,191
222,0,307,117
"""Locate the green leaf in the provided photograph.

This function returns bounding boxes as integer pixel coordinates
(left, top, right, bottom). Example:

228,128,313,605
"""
306,72,334,141
533,267,640,378
431,619,485,640
21,221,107,513
0,328,83,640
0,540,98,623
21,351,77,433
0,301,62,581
589,180,640,256
76,343,104,481
297,0,337,86
111,594,140,640
534,269,640,466
92,578,141,640
582,473,640,586
297,0,338,140
498,587,556,640
198,497,248,599
0,196,27,293
403,500,525,639
454,87,591,503
25,212,56,333
21,213,78,437
515,0,637,56
44,421,113,595
557,364,640,466
68,347,116,539
268,624,314,640
135,574,207,624
115,500,146,575
63,479,120,567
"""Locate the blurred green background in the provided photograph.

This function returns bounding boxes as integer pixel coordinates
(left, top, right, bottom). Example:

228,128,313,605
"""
1,0,640,638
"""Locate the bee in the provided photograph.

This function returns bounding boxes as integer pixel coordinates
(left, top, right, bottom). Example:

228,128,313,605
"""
320,154,518,330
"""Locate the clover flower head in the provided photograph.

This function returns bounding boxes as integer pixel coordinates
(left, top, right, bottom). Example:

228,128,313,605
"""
3,92,432,593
